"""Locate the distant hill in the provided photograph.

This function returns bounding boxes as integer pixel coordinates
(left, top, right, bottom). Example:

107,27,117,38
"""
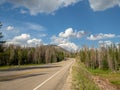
43,45,71,59
45,45,70,53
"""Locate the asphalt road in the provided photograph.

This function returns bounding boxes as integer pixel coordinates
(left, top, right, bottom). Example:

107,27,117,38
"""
0,58,74,90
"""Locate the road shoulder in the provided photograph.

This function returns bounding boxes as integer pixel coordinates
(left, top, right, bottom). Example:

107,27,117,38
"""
62,59,75,90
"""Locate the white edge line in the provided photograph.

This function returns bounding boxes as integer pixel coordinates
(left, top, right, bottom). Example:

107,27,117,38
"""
33,61,73,90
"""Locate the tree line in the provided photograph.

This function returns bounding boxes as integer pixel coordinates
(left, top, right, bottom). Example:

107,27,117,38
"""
77,45,120,71
0,45,69,66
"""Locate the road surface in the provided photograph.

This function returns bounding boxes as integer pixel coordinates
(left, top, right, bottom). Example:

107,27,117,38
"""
0,58,74,90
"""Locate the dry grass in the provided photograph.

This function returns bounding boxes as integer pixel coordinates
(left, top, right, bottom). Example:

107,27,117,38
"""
71,59,99,90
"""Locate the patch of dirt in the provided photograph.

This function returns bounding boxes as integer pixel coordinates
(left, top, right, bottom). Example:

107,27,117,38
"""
92,76,119,90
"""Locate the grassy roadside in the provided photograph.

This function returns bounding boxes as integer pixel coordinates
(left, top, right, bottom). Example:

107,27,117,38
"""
88,68,120,89
71,59,99,90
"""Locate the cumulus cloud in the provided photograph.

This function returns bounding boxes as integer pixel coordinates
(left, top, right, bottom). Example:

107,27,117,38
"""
89,0,120,11
6,26,14,31
6,34,43,47
87,33,115,40
13,34,30,41
58,42,78,51
6,34,30,45
27,38,43,47
51,35,78,51
0,0,80,15
59,28,87,38
51,28,83,51
51,36,69,44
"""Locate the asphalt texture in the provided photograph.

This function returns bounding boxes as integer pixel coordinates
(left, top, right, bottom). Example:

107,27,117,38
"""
0,58,74,90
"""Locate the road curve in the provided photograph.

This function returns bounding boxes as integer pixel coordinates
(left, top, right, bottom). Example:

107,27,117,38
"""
0,58,74,90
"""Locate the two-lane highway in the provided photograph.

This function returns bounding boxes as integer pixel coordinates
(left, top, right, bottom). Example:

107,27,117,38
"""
0,58,74,90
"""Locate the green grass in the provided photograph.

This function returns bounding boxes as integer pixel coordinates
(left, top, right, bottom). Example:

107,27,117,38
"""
72,59,99,90
88,68,111,75
111,81,120,85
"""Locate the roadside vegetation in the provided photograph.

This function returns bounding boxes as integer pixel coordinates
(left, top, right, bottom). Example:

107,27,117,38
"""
78,45,120,71
0,45,71,67
88,68,120,89
72,58,99,90
73,45,120,90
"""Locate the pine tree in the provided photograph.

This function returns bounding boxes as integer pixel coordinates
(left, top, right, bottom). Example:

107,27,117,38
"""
0,22,5,52
0,22,6,65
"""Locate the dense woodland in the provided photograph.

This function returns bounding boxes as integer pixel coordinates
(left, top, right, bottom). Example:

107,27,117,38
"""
78,45,120,71
0,45,71,66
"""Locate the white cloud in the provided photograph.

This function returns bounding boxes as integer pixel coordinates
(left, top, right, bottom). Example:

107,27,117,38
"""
27,38,43,47
1,0,120,14
6,26,14,31
6,33,43,47
98,40,113,47
1,0,80,15
6,34,30,45
50,27,87,51
51,35,79,51
99,41,120,48
87,33,115,40
13,34,30,41
89,0,120,11
59,28,74,38
58,42,78,51
59,28,87,38
51,36,69,44
3,23,46,45
51,30,79,51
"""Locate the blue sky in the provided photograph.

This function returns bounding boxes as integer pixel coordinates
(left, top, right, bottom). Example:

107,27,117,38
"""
0,0,120,51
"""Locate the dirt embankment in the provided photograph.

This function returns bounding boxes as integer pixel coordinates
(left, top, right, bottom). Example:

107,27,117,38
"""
92,76,119,90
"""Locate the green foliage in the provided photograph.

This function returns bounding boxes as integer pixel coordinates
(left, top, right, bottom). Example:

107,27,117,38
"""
0,45,68,66
88,68,111,75
72,60,99,90
0,22,5,46
111,81,120,86
78,45,120,71
0,22,6,66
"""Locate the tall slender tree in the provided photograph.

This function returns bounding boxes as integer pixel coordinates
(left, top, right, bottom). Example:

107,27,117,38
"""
0,22,5,52
0,22,6,65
